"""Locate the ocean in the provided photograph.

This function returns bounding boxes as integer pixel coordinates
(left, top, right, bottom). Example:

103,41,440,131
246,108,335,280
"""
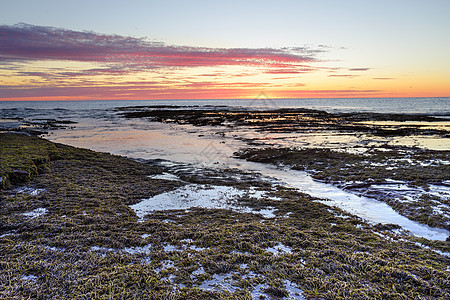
0,97,449,114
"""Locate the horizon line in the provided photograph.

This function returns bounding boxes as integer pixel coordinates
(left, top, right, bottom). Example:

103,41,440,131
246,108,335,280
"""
1,96,450,102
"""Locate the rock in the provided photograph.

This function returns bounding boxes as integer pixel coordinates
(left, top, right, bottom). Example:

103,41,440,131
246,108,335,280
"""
12,170,30,182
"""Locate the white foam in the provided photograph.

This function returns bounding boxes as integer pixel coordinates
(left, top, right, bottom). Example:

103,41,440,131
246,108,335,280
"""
284,279,306,299
198,273,237,293
123,244,153,255
148,173,180,181
15,187,45,196
22,207,47,218
265,242,292,255
21,274,38,281
163,244,185,252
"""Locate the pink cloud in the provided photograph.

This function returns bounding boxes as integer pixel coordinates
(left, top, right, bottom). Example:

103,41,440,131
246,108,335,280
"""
0,23,320,74
329,74,358,78
264,68,313,74
1,24,394,100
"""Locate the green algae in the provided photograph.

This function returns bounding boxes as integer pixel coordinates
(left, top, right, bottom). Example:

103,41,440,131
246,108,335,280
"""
0,134,58,188
1,133,449,299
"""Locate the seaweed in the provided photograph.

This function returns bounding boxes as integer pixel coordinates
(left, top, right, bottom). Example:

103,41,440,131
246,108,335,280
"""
1,133,449,299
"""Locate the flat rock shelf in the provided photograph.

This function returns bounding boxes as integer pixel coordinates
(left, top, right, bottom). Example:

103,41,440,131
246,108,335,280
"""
0,133,449,299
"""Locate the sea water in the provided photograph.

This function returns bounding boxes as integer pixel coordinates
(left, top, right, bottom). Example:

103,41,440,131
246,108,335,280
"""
0,97,449,114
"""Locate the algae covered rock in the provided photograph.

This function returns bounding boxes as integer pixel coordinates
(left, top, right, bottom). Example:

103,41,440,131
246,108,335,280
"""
0,133,57,188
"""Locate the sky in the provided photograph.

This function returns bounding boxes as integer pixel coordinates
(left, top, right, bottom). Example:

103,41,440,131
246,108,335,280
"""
0,0,449,101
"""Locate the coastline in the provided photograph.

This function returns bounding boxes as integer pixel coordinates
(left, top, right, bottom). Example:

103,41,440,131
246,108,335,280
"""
1,132,449,299
117,106,450,232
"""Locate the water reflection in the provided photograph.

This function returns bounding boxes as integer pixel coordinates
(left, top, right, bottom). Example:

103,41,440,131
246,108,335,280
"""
47,116,449,241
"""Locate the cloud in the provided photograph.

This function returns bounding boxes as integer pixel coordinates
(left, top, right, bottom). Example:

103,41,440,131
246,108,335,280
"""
0,84,384,101
348,68,370,71
271,89,383,98
0,84,262,100
1,24,393,100
0,23,320,73
329,74,357,78
264,68,313,74
373,77,395,80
